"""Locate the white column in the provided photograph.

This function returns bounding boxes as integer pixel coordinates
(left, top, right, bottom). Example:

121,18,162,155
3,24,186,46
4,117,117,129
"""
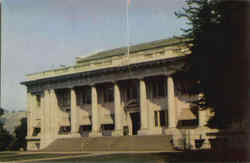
167,76,177,128
138,79,149,135
70,88,80,136
113,82,123,136
40,90,49,149
90,85,101,136
27,92,32,137
50,89,58,137
46,90,52,140
41,89,60,149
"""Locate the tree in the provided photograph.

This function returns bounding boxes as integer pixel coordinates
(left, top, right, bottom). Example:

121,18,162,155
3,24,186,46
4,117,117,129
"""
0,126,13,151
9,118,27,150
0,108,4,117
175,0,248,128
0,109,14,150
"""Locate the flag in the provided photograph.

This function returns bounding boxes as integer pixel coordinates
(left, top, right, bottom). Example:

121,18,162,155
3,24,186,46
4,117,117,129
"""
128,0,131,6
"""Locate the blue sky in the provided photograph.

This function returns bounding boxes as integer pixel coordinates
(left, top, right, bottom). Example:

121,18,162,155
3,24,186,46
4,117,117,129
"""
2,0,187,111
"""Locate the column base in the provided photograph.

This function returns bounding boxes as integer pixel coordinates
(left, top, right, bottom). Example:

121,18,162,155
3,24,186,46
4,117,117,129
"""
112,129,123,136
89,131,102,137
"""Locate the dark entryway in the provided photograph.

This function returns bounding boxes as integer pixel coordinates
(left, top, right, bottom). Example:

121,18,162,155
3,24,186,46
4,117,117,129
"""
130,112,141,135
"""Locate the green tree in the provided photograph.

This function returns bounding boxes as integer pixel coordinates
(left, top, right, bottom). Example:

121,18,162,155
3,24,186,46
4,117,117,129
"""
9,118,27,150
0,107,4,117
0,109,14,151
0,126,13,151
175,0,247,128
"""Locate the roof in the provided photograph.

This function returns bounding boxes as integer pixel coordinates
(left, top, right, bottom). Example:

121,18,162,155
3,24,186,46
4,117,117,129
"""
23,36,191,84
76,37,189,64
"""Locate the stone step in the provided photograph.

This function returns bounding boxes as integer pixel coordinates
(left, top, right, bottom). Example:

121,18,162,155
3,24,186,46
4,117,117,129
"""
43,135,175,152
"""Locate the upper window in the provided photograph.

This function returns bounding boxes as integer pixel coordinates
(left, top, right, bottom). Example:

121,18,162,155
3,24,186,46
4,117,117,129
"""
57,89,71,107
151,79,167,98
103,87,114,103
76,87,91,105
127,86,138,101
36,95,41,107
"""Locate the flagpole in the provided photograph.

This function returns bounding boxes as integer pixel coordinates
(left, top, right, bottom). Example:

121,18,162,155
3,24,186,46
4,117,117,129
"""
126,0,130,61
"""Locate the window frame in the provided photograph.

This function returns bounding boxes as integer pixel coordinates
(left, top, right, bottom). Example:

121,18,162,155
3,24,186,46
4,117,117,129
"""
57,89,71,107
103,87,114,103
151,79,167,98
76,87,92,105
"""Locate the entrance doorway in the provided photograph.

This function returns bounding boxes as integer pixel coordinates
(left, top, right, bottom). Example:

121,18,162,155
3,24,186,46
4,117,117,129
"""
130,112,141,135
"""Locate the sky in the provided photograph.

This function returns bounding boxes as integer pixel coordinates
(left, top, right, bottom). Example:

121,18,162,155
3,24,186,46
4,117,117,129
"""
2,0,187,111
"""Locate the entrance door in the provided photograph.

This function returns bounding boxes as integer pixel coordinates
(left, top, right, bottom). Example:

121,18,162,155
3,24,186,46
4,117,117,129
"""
130,112,141,135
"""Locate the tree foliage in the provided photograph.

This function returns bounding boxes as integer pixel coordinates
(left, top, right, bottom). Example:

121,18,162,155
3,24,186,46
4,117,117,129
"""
0,110,27,151
0,124,14,150
0,108,4,117
175,0,245,128
9,118,27,150
0,109,14,151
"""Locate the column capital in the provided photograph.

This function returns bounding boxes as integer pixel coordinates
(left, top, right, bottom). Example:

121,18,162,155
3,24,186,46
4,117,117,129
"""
111,80,119,84
137,77,145,80
89,83,96,87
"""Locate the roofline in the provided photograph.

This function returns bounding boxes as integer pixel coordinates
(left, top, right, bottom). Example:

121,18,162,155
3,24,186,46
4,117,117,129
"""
76,37,191,64
25,37,191,80
21,55,188,86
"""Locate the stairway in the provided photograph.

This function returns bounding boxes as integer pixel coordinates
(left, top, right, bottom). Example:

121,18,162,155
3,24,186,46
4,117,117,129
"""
43,135,175,152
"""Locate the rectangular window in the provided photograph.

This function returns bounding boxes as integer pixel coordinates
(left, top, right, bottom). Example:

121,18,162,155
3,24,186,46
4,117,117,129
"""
127,87,138,100
101,124,115,130
158,80,165,97
76,87,91,105
155,110,166,127
63,92,70,106
57,89,70,107
104,87,114,103
85,88,91,104
36,95,41,107
153,82,158,98
151,79,166,98
79,125,92,132
154,111,158,127
160,110,166,127
59,126,71,135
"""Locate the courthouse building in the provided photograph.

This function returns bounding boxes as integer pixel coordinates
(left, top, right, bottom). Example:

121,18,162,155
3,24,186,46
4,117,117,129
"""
21,38,213,151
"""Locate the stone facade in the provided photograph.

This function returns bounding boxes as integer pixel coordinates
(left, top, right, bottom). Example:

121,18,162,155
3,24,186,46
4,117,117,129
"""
22,38,215,151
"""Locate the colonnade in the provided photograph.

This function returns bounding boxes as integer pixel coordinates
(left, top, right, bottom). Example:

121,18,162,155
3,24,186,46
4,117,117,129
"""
28,76,207,149
28,76,178,137
27,75,210,150
68,76,177,136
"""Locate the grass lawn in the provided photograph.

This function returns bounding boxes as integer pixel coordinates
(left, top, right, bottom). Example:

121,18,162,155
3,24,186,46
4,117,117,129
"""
0,152,85,162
